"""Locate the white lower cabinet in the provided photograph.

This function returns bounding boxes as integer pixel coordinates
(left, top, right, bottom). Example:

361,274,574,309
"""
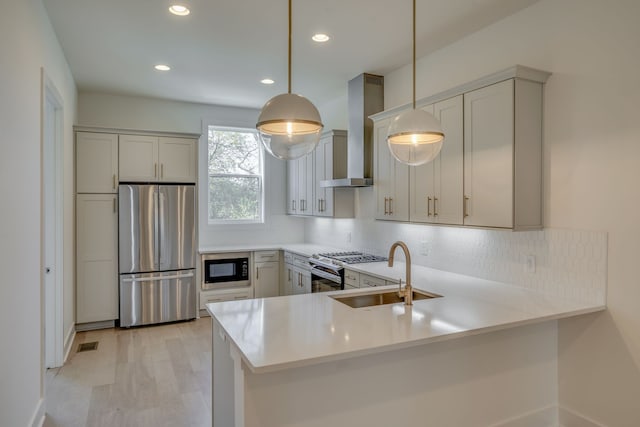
292,267,312,294
76,194,118,324
283,252,312,295
199,288,253,309
254,259,280,299
283,263,311,295
359,273,388,288
344,269,360,289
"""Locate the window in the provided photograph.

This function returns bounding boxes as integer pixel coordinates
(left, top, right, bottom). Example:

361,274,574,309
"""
208,126,264,224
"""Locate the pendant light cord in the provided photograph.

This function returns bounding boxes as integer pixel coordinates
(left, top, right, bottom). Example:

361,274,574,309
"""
412,0,416,109
288,0,292,94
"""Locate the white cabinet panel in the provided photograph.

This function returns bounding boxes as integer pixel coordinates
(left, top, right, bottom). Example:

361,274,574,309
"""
76,132,118,194
118,134,159,182
464,80,514,228
375,118,409,221
254,261,280,299
76,194,118,323
287,160,298,214
119,134,197,183
158,137,197,182
410,96,464,225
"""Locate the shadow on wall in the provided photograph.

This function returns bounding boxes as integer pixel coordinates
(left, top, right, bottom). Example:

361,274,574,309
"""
559,311,640,426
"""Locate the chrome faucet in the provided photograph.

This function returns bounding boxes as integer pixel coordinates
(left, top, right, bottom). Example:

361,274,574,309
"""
388,241,413,306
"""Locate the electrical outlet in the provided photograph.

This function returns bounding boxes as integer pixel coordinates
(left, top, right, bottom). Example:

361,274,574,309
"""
419,241,429,256
525,255,536,273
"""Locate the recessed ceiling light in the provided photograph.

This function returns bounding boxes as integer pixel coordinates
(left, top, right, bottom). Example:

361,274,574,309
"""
312,34,330,43
261,78,275,85
169,5,190,16
154,64,171,71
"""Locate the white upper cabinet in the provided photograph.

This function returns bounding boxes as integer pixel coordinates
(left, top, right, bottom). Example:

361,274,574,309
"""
374,117,409,221
372,65,549,230
287,160,298,214
410,95,464,225
287,153,314,216
463,80,514,228
158,137,197,182
313,130,354,218
76,132,118,194
119,135,196,183
463,77,544,230
118,134,158,182
287,129,353,218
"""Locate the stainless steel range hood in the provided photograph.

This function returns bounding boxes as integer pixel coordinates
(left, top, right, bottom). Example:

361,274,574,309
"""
320,73,384,188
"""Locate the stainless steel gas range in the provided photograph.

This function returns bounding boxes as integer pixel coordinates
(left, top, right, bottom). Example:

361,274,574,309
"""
308,251,388,293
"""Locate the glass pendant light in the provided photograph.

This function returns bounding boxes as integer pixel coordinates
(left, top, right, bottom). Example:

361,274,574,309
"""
257,0,323,160
387,0,444,166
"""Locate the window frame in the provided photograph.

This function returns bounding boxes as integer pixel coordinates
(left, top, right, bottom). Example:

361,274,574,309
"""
206,125,265,225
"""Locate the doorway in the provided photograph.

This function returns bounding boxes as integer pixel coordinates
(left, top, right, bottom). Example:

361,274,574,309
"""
42,70,65,369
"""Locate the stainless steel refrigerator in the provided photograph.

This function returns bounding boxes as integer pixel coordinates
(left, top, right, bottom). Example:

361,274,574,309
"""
118,184,196,327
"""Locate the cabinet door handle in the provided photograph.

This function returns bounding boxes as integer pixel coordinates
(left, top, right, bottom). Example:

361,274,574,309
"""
256,267,259,280
113,174,117,190
317,199,320,212
292,200,296,211
384,197,388,215
322,199,325,212
154,163,158,178
434,197,438,217
288,270,291,281
161,163,164,179
389,197,393,215
464,196,470,218
427,197,432,216
113,198,117,213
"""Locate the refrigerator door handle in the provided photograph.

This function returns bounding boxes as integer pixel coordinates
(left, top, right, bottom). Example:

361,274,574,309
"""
154,189,160,270
158,190,165,268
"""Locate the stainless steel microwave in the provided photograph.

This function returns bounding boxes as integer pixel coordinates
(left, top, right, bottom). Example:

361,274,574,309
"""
202,252,251,290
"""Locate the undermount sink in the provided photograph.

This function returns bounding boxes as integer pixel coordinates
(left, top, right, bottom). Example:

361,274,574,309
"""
331,289,441,309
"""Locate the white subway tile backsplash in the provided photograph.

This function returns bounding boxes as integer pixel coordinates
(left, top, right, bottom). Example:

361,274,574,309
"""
305,219,607,306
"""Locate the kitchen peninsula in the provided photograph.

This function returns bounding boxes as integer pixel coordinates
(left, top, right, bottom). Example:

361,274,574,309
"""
207,262,605,427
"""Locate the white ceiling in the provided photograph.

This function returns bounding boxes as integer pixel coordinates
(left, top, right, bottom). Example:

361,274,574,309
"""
43,0,540,109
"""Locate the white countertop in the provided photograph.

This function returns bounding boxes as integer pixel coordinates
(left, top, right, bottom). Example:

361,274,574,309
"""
199,243,341,258
207,262,605,374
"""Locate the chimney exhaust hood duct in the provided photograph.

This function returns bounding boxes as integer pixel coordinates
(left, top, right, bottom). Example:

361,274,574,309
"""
320,73,384,188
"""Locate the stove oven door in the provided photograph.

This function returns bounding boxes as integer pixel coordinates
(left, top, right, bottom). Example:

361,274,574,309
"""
310,266,344,293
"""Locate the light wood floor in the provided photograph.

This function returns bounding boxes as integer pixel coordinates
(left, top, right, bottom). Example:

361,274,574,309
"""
44,318,212,427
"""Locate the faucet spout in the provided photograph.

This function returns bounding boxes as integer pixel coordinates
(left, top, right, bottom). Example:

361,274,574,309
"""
388,241,413,305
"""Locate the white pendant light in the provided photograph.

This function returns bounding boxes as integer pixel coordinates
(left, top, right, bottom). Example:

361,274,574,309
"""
387,0,444,166
257,0,323,160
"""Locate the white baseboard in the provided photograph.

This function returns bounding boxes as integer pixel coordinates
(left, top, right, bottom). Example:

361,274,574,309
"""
28,398,45,427
63,324,76,363
490,405,558,427
75,320,115,331
559,406,606,427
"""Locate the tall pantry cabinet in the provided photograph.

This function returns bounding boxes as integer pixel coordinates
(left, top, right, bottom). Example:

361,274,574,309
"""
75,132,119,325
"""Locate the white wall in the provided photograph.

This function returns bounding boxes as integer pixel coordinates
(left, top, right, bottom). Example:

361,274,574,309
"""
77,92,305,247
309,0,640,424
0,1,77,426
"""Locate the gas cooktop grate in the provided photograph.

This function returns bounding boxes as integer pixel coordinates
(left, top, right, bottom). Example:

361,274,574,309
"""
318,252,388,264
